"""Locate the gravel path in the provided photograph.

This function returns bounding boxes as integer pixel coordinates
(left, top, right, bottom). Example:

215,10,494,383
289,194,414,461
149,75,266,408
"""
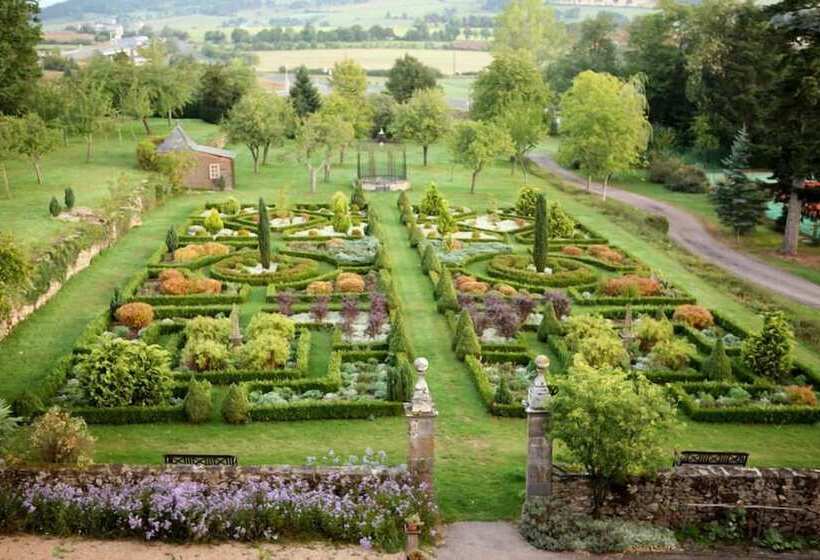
437,522,582,560
530,152,820,309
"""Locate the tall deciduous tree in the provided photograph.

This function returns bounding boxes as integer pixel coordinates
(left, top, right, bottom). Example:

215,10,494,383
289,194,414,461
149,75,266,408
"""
449,120,513,194
289,66,321,117
196,61,256,124
558,71,651,199
471,50,551,122
760,0,820,255
550,361,677,512
495,98,548,182
492,0,566,66
122,77,153,135
533,193,549,272
329,58,368,99
64,76,114,162
391,88,451,166
0,0,42,115
0,117,18,198
296,111,354,192
547,12,621,94
711,127,769,238
385,54,438,103
223,90,291,173
16,113,59,184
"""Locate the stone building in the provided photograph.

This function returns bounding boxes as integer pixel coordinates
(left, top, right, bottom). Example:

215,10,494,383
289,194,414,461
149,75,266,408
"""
156,125,236,191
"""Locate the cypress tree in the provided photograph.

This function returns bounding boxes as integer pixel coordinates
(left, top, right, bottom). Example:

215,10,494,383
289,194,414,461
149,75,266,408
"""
48,196,61,217
388,314,407,354
64,187,75,210
537,303,563,342
289,66,322,117
258,197,271,269
436,269,459,313
397,190,410,210
454,309,481,360
711,127,769,238
494,376,513,405
421,243,441,274
703,338,733,381
533,193,549,272
165,226,178,254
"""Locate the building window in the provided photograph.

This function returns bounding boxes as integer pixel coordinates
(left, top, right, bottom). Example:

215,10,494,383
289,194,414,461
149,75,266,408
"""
209,163,221,180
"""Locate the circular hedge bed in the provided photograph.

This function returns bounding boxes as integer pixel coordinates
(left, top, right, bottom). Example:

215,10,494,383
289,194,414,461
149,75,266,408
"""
211,251,330,286
487,254,597,288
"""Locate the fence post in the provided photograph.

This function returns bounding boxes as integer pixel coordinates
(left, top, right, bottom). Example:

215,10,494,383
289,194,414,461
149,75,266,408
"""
525,355,553,499
405,357,437,490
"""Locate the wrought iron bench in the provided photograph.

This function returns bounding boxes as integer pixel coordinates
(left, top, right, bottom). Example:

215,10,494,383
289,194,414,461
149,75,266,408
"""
164,454,237,466
673,451,748,467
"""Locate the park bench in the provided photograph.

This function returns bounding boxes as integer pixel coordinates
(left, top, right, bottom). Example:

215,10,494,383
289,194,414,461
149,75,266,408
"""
164,454,238,466
673,450,748,467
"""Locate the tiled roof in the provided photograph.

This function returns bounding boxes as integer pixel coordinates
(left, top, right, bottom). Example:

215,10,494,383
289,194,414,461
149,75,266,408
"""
156,125,235,159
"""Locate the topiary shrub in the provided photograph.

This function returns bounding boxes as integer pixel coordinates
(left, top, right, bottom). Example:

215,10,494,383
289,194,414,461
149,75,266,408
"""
247,312,295,340
665,164,709,193
515,186,542,217
741,311,794,382
436,269,459,313
184,316,231,342
173,242,230,263
543,291,571,319
184,379,213,423
454,310,481,360
703,338,732,381
76,335,172,407
494,376,513,405
648,338,694,371
115,302,155,330
203,209,224,235
389,354,415,402
537,303,563,341
258,197,271,270
29,407,95,465
48,197,61,217
181,338,231,371
335,272,365,293
672,304,714,330
421,244,441,274
221,197,241,216
306,281,333,295
222,384,250,424
548,202,576,238
64,187,75,210
238,333,290,369
419,182,445,216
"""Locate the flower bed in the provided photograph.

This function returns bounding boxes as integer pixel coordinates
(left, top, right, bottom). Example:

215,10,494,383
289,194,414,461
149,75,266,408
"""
210,251,330,286
673,382,820,424
458,213,531,233
433,241,513,266
555,244,640,271
486,254,598,288
287,238,379,266
0,470,435,551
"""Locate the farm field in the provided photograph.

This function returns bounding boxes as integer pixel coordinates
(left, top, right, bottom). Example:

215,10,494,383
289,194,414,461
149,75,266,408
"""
253,48,492,74
1,118,819,524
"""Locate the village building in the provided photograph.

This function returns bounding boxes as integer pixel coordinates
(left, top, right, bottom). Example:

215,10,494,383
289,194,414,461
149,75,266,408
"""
156,125,236,191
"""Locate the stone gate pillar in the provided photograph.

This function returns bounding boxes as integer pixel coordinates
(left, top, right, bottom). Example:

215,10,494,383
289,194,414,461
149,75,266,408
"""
525,355,553,499
405,357,437,489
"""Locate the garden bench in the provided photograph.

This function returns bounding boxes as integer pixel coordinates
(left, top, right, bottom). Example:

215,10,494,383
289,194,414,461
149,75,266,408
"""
164,454,238,466
673,451,748,467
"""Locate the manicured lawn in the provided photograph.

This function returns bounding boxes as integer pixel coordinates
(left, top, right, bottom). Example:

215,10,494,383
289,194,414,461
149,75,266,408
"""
2,118,819,523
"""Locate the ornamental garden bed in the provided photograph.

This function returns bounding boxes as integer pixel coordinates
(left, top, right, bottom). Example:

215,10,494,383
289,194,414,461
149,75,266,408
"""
554,244,642,272
458,213,532,234
210,250,334,286
568,274,695,306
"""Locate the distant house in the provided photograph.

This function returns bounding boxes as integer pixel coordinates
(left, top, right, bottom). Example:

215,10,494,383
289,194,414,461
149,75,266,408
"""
156,125,236,191
65,36,150,65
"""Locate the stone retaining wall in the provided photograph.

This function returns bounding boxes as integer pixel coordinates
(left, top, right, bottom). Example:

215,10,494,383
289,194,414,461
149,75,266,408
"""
552,465,820,535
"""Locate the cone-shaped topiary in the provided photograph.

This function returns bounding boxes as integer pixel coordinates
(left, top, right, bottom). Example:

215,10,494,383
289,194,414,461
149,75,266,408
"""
389,353,416,402
258,197,271,270
741,311,794,381
388,314,407,354
165,226,178,254
203,209,224,235
64,187,75,210
533,193,549,272
184,379,213,423
537,303,563,342
222,383,250,424
397,190,410,210
454,309,481,360
421,244,441,274
703,338,733,381
436,269,459,313
351,183,367,209
49,197,61,217
494,376,513,405
409,225,423,248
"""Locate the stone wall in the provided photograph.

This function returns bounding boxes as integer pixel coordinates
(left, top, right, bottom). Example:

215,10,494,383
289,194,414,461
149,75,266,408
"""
0,464,406,489
551,465,820,535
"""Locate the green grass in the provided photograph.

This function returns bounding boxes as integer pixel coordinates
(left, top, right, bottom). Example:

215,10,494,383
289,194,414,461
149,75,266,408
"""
2,118,819,523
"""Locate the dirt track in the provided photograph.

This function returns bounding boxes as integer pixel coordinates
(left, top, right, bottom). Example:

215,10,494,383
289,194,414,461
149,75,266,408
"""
529,152,820,309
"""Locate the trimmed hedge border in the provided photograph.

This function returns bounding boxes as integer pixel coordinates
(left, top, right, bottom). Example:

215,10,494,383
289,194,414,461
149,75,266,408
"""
74,405,186,425
567,286,697,307
249,400,403,421
487,255,598,288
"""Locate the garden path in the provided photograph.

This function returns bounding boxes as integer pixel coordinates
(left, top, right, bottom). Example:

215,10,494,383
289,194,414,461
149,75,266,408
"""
437,522,581,559
370,196,526,520
529,152,820,309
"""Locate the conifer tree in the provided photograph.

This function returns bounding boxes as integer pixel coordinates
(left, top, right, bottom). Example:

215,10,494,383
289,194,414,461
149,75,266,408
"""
533,192,549,272
289,66,322,117
436,269,459,313
165,226,178,254
711,127,769,238
494,376,513,405
454,309,481,360
703,338,732,381
421,243,441,274
258,197,271,269
537,302,563,341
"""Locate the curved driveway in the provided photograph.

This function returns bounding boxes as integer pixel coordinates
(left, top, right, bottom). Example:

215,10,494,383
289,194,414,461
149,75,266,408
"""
530,152,820,309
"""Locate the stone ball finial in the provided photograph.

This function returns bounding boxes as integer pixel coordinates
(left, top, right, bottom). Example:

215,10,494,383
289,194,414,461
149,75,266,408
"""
534,355,550,372
414,357,429,375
